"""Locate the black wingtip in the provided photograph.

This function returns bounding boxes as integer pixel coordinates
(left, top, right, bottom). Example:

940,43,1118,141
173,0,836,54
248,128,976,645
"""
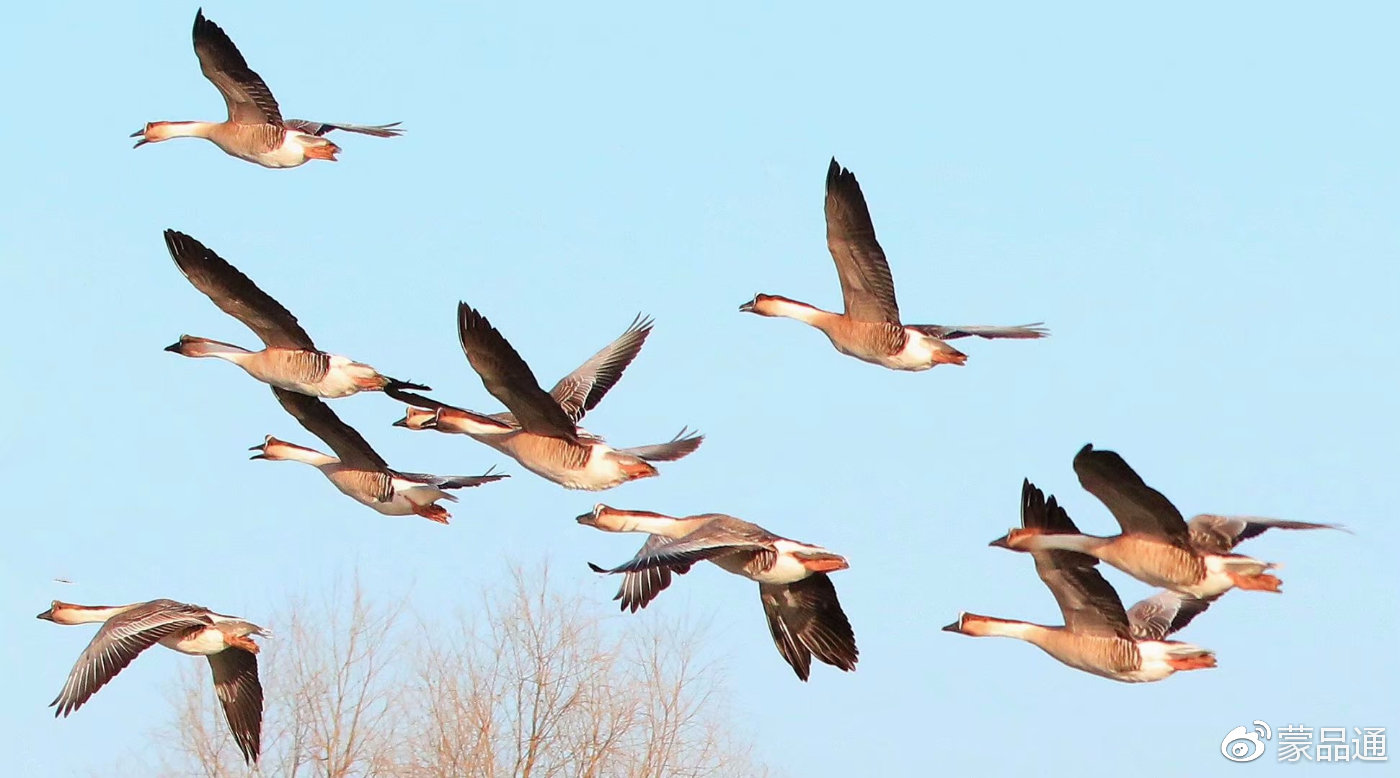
385,378,431,393
587,562,607,574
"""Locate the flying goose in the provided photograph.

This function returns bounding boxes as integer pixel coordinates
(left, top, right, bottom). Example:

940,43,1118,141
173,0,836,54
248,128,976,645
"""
163,230,427,398
739,158,1046,370
389,304,702,491
945,480,1216,683
39,598,266,763
252,387,505,523
132,10,402,168
991,445,1304,600
579,504,858,681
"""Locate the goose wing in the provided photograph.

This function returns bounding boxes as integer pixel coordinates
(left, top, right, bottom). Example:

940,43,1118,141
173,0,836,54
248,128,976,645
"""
591,534,696,613
208,649,263,764
271,387,388,470
164,230,315,350
549,314,653,422
910,323,1048,341
825,158,900,323
50,600,210,717
192,10,282,126
760,574,859,681
282,120,403,137
1073,444,1193,548
1187,514,1346,555
1126,590,1212,641
590,525,772,574
617,428,704,462
456,303,578,440
1023,480,1132,639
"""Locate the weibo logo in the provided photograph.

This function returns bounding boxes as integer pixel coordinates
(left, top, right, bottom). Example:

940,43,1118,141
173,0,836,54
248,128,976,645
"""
1221,720,1273,763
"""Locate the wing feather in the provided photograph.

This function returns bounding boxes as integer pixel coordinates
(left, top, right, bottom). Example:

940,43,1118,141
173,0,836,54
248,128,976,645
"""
1187,514,1346,555
208,649,263,764
825,159,901,323
165,230,315,350
50,601,210,717
549,314,653,422
1073,444,1193,548
457,303,579,440
759,574,858,681
192,10,282,126
271,387,388,470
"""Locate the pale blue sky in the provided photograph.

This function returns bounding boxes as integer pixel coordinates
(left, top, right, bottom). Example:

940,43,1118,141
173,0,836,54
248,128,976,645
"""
2,1,1396,775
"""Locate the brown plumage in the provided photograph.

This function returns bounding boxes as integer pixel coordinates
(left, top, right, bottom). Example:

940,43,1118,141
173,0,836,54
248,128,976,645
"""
456,303,580,441
739,158,1047,370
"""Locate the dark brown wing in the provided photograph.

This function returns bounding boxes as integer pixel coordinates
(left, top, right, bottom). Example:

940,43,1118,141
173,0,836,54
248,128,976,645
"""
1022,479,1132,639
164,230,316,350
271,387,388,470
1033,555,1133,640
1072,444,1193,548
208,649,263,764
456,303,578,440
192,10,282,126
825,158,900,323
548,314,653,423
759,574,859,681
1020,478,1097,566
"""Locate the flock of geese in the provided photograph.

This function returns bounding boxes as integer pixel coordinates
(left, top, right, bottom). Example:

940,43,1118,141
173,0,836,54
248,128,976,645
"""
32,9,1342,767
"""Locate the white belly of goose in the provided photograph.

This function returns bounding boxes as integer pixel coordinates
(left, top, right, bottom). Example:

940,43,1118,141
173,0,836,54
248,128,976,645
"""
383,479,451,514
307,356,380,398
239,132,312,168
744,543,818,585
162,626,228,656
1125,641,1195,683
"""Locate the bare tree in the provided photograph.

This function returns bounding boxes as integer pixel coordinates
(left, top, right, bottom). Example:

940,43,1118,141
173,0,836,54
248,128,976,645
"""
138,566,768,778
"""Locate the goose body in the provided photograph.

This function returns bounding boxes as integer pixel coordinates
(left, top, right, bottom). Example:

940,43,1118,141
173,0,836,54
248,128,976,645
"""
133,11,401,168
390,306,701,490
947,481,1216,683
579,505,857,681
739,158,1046,370
253,388,505,523
163,230,426,398
992,444,1287,599
38,599,267,764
